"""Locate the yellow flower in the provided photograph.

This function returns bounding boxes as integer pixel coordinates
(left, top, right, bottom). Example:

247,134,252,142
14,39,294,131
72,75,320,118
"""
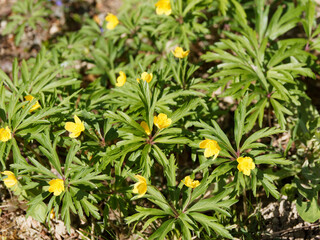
237,156,255,176
182,176,200,189
65,115,85,138
105,13,119,30
116,71,126,87
24,95,41,112
155,0,172,15
137,72,153,83
172,47,190,59
140,121,151,135
0,127,12,142
199,139,221,158
48,179,65,196
154,113,172,130
133,175,147,198
141,72,153,83
2,171,18,190
93,15,101,25
50,208,55,219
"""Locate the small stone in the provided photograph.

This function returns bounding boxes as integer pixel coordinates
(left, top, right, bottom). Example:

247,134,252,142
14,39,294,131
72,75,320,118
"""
50,24,60,35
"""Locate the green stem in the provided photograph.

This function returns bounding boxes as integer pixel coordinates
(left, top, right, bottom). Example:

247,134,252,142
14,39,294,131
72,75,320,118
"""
182,189,193,213
243,188,248,217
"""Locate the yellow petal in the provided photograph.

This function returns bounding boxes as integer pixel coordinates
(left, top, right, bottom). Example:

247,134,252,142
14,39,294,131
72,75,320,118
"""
48,179,65,196
65,122,77,132
116,71,126,87
155,0,171,15
0,127,12,142
24,95,34,101
154,113,171,129
140,121,151,135
199,140,211,148
65,116,85,138
133,175,147,197
74,115,81,124
204,147,215,158
135,175,147,183
237,156,255,176
182,176,200,188
2,171,14,176
4,177,17,188
2,171,18,189
172,47,190,58
50,208,55,219
141,72,153,83
105,13,119,30
237,157,244,164
29,101,41,112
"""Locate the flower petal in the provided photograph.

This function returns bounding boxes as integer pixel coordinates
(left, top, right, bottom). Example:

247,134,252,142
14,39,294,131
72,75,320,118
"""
65,122,76,132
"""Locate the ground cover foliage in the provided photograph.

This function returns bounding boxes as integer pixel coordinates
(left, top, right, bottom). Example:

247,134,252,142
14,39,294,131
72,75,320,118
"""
0,0,320,239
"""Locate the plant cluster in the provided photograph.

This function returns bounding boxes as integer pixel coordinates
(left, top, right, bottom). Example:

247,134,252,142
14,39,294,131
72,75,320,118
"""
1,0,320,239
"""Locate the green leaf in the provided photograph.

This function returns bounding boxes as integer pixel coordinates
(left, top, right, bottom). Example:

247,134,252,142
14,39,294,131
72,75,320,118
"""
149,219,175,240
255,154,291,165
240,127,283,152
296,197,320,223
189,212,233,239
260,173,280,199
26,201,47,223
234,94,248,150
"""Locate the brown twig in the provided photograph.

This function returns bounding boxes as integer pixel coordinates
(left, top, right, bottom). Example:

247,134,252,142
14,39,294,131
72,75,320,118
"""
261,222,320,239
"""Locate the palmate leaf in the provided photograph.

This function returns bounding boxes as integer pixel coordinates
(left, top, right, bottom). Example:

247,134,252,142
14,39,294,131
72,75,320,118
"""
170,99,200,125
11,156,57,179
148,219,175,240
270,98,292,129
105,110,145,134
146,186,173,213
265,4,303,40
255,154,291,165
189,212,233,239
218,0,229,16
234,94,248,150
245,97,268,132
240,127,283,152
178,218,192,240
187,187,237,216
260,172,280,199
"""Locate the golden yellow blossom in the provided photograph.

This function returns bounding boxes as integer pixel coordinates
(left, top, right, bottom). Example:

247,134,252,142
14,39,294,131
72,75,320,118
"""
154,113,172,130
2,171,17,190
93,15,101,25
137,72,153,83
24,95,41,112
105,13,119,30
0,127,12,142
141,72,153,83
237,156,255,176
172,47,190,59
48,179,65,196
65,115,85,138
182,176,200,188
133,175,147,198
116,71,126,87
155,0,172,15
140,121,151,135
199,139,221,158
